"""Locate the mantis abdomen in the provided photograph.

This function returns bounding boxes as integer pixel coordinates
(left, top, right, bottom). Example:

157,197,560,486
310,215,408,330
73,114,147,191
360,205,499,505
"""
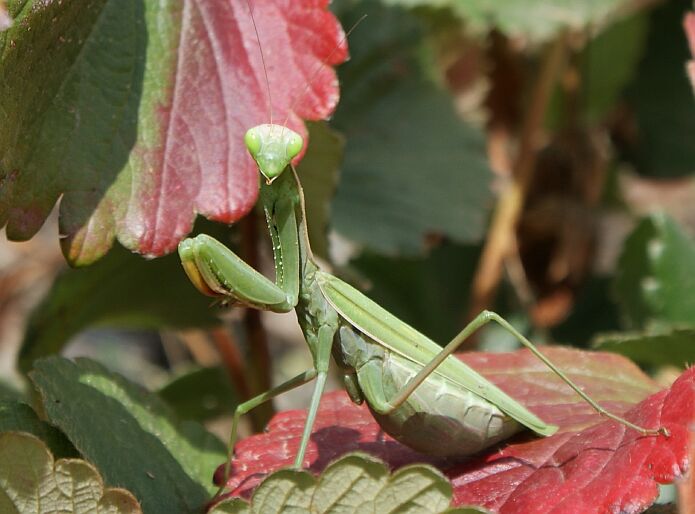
335,326,523,457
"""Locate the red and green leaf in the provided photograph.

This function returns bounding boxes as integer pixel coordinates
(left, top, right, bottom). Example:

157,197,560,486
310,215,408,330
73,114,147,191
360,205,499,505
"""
215,348,693,514
0,0,346,265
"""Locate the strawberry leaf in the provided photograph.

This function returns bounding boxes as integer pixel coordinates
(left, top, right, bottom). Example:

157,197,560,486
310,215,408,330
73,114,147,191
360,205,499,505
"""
0,0,346,264
216,348,691,514
210,453,487,514
30,357,226,514
0,432,142,514
0,401,77,459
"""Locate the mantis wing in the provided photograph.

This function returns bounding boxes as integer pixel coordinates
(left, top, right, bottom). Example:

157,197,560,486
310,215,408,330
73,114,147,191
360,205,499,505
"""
317,271,557,436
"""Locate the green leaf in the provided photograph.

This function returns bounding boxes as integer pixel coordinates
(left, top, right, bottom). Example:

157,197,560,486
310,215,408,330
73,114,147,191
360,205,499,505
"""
30,357,226,514
296,122,344,260
331,1,492,256
614,213,695,329
0,0,145,261
252,469,315,512
158,366,238,422
0,432,142,514
593,328,695,369
210,453,458,514
383,0,639,42
209,499,250,514
19,243,217,373
580,12,649,124
0,380,22,402
0,401,77,458
622,0,695,177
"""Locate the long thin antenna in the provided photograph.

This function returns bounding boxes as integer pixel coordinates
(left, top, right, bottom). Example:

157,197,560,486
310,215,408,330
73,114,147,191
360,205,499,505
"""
245,0,273,123
282,14,367,128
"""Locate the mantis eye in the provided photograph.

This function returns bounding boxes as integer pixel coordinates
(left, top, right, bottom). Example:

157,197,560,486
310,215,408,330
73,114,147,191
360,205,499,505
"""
286,132,303,160
244,128,262,157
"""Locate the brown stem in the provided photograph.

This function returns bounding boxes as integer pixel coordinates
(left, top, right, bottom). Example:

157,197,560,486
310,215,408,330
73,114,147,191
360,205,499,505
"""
210,327,252,401
239,212,274,431
467,32,569,329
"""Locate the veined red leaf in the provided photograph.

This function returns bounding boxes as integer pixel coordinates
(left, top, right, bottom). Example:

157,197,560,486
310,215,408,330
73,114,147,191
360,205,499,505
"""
0,0,346,264
214,348,693,514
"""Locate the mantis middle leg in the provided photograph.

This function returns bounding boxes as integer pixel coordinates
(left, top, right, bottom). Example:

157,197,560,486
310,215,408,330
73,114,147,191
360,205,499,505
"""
221,368,318,490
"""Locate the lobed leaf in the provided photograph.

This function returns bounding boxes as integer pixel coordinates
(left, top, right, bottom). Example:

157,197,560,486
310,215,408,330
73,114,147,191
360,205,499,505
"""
215,348,692,514
0,400,77,458
0,432,141,514
30,357,225,514
210,453,482,514
0,0,346,264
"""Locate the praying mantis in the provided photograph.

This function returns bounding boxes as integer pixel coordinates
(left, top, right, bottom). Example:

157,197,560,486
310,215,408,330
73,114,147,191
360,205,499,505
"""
178,1,668,490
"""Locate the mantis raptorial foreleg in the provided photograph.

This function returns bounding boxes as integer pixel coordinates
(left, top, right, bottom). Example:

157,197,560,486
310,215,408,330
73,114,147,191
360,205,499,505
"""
179,234,296,312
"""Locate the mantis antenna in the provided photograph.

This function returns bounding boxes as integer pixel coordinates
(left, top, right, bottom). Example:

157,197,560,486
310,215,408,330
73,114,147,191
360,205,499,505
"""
245,0,365,140
244,0,274,123
281,14,367,130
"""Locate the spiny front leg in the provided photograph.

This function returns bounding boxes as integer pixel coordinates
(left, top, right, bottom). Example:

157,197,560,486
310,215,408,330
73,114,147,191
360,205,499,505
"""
179,234,296,313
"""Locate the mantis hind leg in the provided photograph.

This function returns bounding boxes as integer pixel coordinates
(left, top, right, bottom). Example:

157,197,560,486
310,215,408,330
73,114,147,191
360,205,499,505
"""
377,310,668,437
478,312,669,436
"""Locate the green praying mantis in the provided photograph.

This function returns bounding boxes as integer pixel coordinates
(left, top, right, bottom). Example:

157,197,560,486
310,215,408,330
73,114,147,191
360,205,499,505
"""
177,2,668,490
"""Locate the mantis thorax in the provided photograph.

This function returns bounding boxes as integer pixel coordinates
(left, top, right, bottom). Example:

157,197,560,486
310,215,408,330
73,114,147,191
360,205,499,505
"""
244,124,303,183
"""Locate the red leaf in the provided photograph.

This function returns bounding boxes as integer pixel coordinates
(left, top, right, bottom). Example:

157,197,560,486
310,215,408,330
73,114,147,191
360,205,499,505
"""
3,0,346,264
215,348,693,513
122,0,346,258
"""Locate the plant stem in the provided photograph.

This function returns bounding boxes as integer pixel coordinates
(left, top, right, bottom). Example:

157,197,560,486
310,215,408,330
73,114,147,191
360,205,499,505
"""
468,32,569,328
239,211,274,431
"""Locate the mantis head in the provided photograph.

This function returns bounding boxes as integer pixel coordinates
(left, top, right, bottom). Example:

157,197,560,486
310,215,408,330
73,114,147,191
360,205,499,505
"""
244,124,303,183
